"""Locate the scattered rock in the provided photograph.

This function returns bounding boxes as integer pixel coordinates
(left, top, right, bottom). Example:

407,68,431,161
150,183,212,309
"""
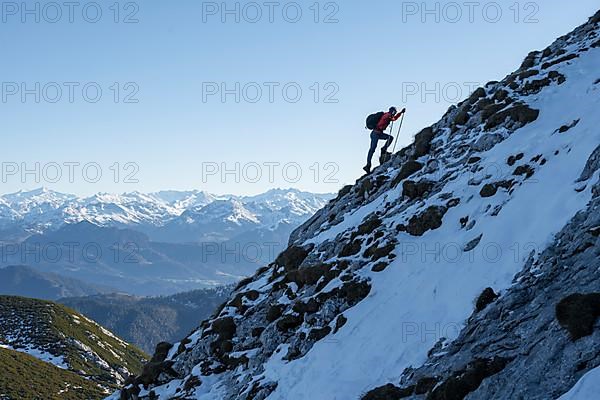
480,184,498,198
392,161,424,187
357,217,383,236
507,153,524,166
339,280,371,306
484,104,540,131
371,262,389,272
406,206,448,236
454,110,470,126
340,239,363,257
276,314,304,332
555,293,600,340
362,383,413,400
480,180,513,198
308,326,332,341
274,245,313,272
464,234,483,252
211,317,236,340
414,127,436,158
415,377,439,394
403,180,434,200
475,288,499,312
541,53,578,69
428,357,510,400
266,304,285,323
333,314,347,334
513,164,535,178
557,119,580,133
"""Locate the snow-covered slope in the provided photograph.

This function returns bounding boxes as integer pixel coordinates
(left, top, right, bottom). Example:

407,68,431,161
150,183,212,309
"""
111,11,600,400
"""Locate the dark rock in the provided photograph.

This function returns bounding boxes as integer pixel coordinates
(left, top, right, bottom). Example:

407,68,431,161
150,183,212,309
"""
467,157,481,164
541,53,578,69
211,317,236,340
276,314,304,332
286,263,339,289
339,280,371,306
480,180,513,198
518,69,539,80
464,234,483,252
251,327,265,337
333,314,348,334
275,245,313,271
403,180,434,200
406,206,448,236
414,127,436,158
484,104,539,131
183,375,201,392
372,262,389,272
336,185,352,199
557,119,580,133
266,304,285,323
293,298,320,314
446,198,461,208
357,217,383,236
519,51,540,69
481,103,507,120
152,342,173,363
362,383,413,400
428,357,510,400
176,337,192,356
492,89,511,102
555,293,600,340
480,184,498,198
475,288,499,312
340,239,363,257
392,161,424,187
454,110,470,126
415,377,439,394
308,326,332,341
507,153,524,166
468,88,486,104
513,164,535,179
364,242,396,261
136,342,179,387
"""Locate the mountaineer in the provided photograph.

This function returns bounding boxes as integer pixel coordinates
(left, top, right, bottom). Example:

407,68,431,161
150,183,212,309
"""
364,107,406,174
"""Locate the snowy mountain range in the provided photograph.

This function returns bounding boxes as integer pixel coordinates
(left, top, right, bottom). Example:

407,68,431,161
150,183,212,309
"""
0,189,333,296
112,11,600,400
0,188,332,242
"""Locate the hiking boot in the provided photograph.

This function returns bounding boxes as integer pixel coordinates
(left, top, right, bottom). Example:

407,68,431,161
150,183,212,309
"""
379,151,392,165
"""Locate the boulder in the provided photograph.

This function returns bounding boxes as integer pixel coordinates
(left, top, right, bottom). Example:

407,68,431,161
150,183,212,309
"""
406,206,448,236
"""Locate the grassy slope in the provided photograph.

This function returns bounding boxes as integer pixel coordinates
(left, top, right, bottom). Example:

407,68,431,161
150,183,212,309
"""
0,296,148,391
0,347,105,400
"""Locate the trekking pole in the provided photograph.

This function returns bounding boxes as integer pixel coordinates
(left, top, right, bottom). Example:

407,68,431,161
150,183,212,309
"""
391,112,405,154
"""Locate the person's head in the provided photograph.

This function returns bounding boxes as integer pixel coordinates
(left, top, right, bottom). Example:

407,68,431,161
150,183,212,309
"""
389,106,398,116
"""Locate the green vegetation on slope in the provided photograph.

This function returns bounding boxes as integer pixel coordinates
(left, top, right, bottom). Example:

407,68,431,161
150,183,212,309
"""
0,347,105,400
0,296,148,391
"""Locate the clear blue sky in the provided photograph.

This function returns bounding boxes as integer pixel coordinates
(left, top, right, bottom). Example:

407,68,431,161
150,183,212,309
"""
1,0,598,196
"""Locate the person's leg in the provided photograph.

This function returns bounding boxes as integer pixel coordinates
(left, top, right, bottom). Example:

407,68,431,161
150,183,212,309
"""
381,133,393,152
366,131,380,168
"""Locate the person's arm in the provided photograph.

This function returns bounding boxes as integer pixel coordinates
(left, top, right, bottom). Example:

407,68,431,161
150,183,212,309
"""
392,108,406,121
